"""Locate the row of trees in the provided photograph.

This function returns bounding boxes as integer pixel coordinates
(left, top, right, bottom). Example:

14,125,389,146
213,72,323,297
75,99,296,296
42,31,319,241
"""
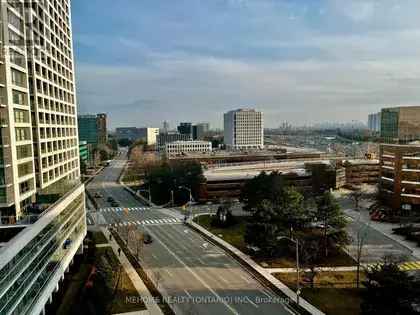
240,171,348,261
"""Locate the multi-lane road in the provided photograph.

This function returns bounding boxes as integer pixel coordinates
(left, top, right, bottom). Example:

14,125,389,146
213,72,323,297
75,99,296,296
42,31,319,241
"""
86,153,296,315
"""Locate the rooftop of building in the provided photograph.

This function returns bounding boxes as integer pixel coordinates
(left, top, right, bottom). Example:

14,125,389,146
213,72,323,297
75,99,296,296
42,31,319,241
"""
344,159,380,165
204,159,331,181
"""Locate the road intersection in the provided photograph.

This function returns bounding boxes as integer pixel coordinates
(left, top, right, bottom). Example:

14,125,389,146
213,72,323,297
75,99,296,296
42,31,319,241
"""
87,154,297,315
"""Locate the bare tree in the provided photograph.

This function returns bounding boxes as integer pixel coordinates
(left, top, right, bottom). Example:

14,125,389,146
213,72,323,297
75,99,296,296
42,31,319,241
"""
349,187,364,211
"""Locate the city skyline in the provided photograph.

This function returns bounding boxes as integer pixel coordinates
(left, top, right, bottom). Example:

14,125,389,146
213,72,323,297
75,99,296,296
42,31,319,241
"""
73,0,420,129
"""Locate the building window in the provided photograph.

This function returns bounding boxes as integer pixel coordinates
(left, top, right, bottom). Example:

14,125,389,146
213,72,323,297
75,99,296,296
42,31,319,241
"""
12,90,26,105
15,127,30,142
14,109,29,123
11,69,26,88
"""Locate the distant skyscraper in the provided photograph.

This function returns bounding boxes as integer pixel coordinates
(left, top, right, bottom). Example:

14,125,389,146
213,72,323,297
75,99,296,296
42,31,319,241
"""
224,109,264,149
368,112,381,133
381,106,420,143
97,113,108,145
163,121,170,133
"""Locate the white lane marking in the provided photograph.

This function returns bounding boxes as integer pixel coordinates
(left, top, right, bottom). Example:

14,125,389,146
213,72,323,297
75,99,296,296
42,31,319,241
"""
245,296,258,308
166,269,173,277
239,274,252,284
184,289,192,298
137,221,141,225
260,289,273,299
145,228,239,315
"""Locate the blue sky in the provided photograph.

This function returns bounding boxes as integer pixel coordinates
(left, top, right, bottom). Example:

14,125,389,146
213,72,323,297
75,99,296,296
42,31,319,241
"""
72,0,420,129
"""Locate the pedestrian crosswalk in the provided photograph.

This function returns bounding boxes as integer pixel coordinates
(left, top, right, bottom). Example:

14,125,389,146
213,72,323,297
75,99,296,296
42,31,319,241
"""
99,207,150,212
107,217,181,227
399,261,420,271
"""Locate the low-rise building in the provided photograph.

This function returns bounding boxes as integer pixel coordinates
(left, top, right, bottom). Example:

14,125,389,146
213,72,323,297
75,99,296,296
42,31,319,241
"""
198,160,335,202
342,159,380,186
157,133,192,151
165,141,212,157
380,144,420,212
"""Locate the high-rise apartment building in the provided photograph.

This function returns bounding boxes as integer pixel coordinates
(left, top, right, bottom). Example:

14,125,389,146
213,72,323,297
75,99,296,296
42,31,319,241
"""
381,106,420,143
0,2,87,315
0,0,81,219
224,109,264,149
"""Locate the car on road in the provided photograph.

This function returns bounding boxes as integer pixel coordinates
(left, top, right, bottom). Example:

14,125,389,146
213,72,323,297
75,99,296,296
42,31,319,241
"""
94,192,102,198
110,200,120,207
107,196,114,202
143,233,153,244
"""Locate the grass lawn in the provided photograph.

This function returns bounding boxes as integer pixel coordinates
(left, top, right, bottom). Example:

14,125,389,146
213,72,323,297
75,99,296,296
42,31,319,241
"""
87,230,108,245
254,248,356,268
47,241,146,315
195,214,356,268
274,271,365,315
194,214,249,252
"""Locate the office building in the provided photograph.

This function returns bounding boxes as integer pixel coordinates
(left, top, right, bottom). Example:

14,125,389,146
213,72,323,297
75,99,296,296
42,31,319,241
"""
164,140,212,157
157,132,191,151
115,127,159,145
380,144,420,212
368,112,381,132
138,127,159,145
79,141,89,164
224,109,264,149
0,1,86,314
177,122,193,136
78,113,107,146
115,127,139,141
78,115,97,146
192,123,210,140
381,106,420,143
96,113,107,145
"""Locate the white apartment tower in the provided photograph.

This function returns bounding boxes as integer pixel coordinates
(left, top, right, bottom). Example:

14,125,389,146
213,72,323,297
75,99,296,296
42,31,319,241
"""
224,109,264,149
0,0,80,219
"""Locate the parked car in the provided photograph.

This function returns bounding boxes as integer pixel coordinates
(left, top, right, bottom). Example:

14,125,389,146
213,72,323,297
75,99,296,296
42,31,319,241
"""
143,233,153,244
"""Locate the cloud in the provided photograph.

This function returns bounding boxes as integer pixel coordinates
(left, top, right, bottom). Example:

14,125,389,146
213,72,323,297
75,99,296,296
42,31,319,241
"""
72,0,420,129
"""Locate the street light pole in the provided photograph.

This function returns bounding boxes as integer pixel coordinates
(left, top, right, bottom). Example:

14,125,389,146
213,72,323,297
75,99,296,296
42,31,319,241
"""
278,236,300,305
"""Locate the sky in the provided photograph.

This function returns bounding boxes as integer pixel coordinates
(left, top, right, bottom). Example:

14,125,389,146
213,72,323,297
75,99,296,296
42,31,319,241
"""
72,0,420,130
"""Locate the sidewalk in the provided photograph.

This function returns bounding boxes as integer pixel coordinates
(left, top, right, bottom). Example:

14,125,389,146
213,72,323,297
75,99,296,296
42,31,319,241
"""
100,227,163,315
188,219,325,315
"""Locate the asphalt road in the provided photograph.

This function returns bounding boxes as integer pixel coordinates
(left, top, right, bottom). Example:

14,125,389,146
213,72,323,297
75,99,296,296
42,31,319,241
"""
336,195,417,264
87,153,295,315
